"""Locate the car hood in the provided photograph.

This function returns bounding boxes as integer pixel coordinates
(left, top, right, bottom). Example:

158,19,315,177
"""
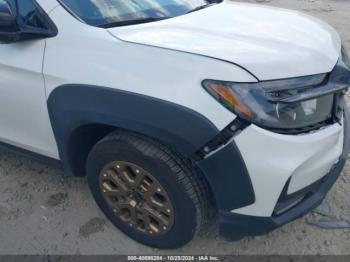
108,1,341,81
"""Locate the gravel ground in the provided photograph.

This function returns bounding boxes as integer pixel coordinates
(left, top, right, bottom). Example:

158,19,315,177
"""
0,0,350,256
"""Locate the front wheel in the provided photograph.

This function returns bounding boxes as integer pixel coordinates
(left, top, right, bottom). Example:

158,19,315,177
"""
86,131,210,248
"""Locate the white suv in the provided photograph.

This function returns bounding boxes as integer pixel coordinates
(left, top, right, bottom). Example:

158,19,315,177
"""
0,0,349,249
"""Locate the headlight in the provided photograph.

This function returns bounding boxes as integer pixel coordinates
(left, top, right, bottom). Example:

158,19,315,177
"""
203,75,335,130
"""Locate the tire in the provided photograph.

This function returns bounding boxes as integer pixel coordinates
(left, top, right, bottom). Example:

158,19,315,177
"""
86,131,210,249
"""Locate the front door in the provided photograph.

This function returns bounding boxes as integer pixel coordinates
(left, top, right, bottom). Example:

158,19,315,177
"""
0,0,58,158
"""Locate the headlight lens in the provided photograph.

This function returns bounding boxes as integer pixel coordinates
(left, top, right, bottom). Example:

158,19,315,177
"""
203,77,334,130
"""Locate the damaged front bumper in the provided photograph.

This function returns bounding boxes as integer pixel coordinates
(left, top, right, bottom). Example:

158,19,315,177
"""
218,107,349,239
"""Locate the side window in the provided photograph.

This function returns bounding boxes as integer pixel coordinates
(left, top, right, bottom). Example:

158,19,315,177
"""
16,0,47,29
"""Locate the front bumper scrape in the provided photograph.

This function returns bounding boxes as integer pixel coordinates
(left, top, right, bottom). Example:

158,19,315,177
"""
219,107,350,240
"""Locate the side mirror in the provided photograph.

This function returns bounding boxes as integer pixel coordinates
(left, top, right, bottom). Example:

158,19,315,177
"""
0,0,20,43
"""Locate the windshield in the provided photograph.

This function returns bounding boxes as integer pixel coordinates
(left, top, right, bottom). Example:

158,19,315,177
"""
58,0,220,28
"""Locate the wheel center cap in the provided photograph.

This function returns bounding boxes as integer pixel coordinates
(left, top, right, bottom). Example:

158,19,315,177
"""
130,191,143,206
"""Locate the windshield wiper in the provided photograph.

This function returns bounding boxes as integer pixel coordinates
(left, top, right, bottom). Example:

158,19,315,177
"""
186,3,217,14
98,17,171,28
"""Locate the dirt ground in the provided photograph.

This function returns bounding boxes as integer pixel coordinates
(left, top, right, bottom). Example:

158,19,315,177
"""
0,0,350,256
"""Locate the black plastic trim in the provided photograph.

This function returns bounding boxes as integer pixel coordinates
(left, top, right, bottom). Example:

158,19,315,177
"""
30,0,58,38
1,0,58,43
17,0,58,39
0,141,62,169
195,117,250,159
219,106,350,240
273,177,323,216
196,142,255,211
47,84,220,176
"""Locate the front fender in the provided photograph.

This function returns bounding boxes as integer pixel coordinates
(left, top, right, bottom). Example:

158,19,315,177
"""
47,84,220,175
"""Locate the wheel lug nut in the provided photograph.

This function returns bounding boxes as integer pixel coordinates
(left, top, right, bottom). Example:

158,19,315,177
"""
136,170,140,173
157,188,161,192
116,165,120,169
113,209,117,213
163,226,167,230
167,209,171,213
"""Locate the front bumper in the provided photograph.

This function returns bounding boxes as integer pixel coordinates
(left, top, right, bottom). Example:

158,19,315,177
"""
219,107,350,239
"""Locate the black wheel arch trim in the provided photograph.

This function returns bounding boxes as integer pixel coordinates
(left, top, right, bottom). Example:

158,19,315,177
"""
47,84,220,175
196,142,256,211
47,84,256,211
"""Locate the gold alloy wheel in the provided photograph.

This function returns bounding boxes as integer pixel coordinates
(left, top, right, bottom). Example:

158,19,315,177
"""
99,161,175,235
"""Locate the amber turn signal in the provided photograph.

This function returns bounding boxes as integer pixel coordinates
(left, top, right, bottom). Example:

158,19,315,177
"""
210,83,255,119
